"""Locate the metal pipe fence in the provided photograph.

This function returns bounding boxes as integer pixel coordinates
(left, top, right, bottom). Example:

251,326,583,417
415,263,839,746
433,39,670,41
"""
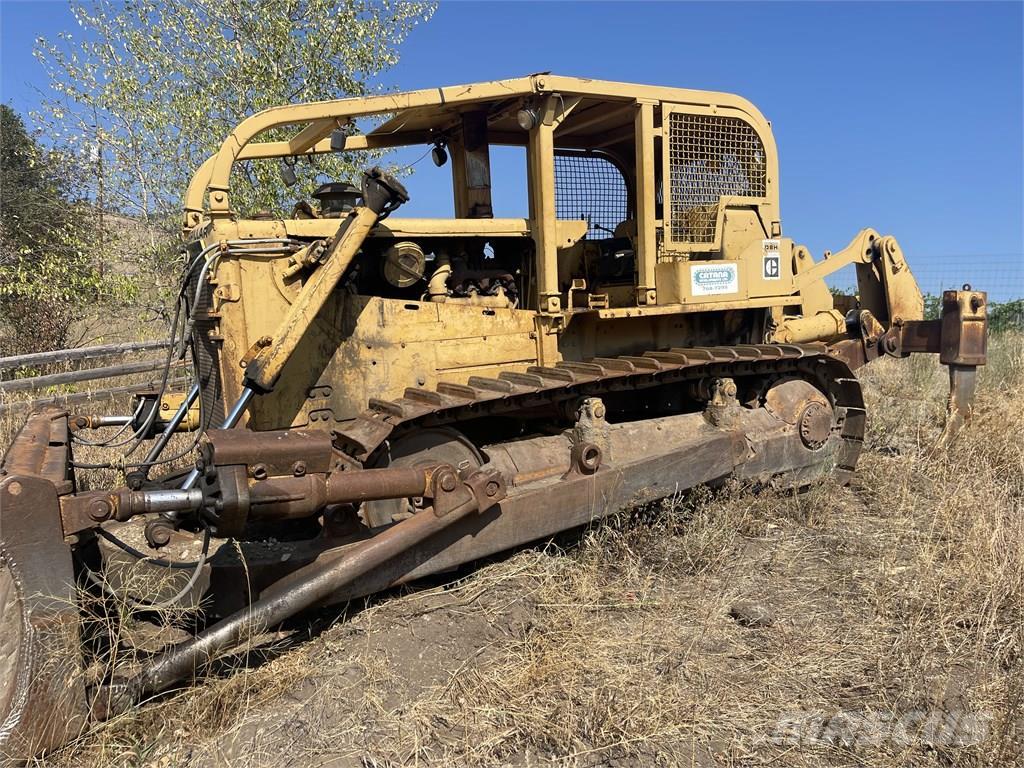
0,339,184,416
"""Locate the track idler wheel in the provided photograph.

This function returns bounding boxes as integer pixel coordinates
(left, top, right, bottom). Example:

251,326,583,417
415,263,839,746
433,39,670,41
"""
364,428,483,527
0,475,88,762
798,400,833,450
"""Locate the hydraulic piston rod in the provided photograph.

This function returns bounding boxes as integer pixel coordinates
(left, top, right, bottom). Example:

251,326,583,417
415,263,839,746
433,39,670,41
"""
94,467,504,715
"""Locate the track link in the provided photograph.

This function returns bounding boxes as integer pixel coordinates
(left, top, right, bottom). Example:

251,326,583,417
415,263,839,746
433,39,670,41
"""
335,343,866,482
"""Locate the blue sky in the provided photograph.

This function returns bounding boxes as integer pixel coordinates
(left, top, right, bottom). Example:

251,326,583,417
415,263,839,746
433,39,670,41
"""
2,1,1022,298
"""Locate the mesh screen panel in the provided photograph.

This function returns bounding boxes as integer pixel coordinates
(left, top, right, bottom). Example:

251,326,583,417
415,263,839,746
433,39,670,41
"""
667,113,767,244
186,269,226,427
554,153,628,240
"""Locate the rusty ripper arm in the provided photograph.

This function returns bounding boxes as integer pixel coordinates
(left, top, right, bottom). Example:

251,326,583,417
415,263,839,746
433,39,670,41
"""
833,286,988,445
795,230,988,445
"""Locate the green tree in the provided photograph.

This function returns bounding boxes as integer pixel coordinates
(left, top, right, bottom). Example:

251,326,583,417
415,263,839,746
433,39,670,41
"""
34,0,435,231
0,105,110,354
989,298,1024,332
922,292,942,321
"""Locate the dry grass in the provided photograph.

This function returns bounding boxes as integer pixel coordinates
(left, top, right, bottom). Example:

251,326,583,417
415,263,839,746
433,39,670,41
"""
1,360,200,489
15,334,1024,767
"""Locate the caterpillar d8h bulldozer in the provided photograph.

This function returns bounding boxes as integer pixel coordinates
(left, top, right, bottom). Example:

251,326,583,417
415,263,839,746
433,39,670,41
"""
0,75,988,759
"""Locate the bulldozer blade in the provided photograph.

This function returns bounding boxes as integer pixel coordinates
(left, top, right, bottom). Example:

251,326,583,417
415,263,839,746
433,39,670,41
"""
0,474,89,761
0,408,89,762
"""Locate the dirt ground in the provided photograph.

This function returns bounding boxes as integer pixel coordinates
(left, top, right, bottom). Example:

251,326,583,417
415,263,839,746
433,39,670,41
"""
22,334,1024,768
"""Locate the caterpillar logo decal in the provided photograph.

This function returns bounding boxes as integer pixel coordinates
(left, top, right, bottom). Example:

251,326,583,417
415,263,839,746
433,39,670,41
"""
763,239,781,280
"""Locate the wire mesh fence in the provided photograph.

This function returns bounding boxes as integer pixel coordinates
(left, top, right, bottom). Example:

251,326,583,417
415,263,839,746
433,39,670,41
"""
826,253,1024,328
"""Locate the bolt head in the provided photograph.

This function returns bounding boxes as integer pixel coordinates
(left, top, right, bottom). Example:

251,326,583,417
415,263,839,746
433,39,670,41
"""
485,481,499,497
89,499,113,521
146,524,172,548
439,472,457,493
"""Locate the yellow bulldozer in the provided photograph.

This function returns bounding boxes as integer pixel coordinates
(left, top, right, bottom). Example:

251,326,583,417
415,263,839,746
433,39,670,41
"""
0,75,987,759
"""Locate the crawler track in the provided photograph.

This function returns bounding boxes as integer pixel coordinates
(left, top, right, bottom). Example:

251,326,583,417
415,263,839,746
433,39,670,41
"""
336,342,866,483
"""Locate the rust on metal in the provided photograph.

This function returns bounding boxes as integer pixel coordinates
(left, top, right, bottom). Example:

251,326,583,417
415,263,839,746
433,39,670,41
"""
333,343,846,462
202,428,334,475
243,464,439,521
0,475,89,760
876,288,988,445
0,73,989,761
93,466,505,714
940,289,988,367
889,319,942,355
880,289,988,368
0,407,73,494
60,488,204,536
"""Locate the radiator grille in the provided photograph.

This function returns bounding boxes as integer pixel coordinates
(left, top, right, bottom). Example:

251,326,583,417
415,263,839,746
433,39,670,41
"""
667,113,767,244
554,152,628,240
186,269,226,428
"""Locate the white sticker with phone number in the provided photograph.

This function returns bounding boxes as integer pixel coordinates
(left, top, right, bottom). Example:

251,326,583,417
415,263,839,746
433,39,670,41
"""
690,263,739,296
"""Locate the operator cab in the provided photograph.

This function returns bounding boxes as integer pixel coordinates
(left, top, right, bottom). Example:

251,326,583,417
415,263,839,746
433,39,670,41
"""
269,97,642,311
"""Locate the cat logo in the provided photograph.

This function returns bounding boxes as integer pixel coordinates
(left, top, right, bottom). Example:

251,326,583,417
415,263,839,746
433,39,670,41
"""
763,239,781,280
